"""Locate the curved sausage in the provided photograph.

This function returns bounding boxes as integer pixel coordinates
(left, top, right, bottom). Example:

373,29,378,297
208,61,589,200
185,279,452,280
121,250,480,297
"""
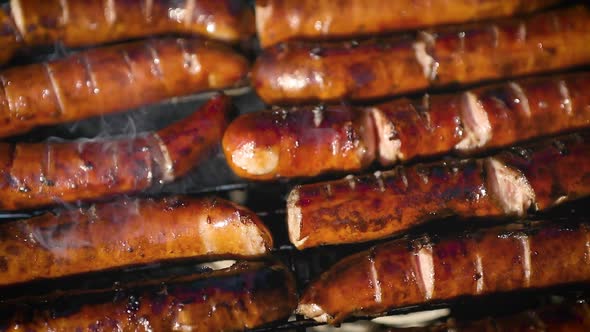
256,0,560,48
0,94,230,211
287,133,590,249
298,221,590,323
253,6,590,104
10,0,254,47
0,5,23,66
0,261,297,331
0,196,272,286
224,73,590,180
0,37,247,138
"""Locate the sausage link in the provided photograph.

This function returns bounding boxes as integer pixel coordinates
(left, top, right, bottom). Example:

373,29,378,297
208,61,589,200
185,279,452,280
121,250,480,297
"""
0,5,23,66
0,37,247,138
297,221,590,323
253,6,590,104
256,0,560,48
0,94,230,211
287,133,590,249
0,261,297,331
0,196,272,286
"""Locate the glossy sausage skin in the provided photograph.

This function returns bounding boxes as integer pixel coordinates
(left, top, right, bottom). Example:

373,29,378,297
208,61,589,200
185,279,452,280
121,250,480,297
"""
287,133,590,249
0,196,272,286
298,221,590,323
222,105,376,180
388,303,590,332
11,0,254,46
224,73,590,179
253,6,590,104
0,94,230,211
256,0,560,48
0,37,247,138
0,261,297,331
0,5,22,66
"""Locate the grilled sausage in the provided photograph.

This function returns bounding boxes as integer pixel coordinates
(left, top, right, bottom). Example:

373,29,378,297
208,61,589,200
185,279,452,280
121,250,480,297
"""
10,0,254,46
298,221,590,324
0,196,272,286
256,0,560,48
0,261,297,331
0,5,22,66
224,73,590,179
387,302,590,332
0,37,247,138
253,6,590,104
0,94,230,211
287,133,590,249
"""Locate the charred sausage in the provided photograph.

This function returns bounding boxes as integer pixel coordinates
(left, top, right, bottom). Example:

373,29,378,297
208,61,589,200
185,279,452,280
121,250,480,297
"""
224,73,590,179
298,221,590,324
287,133,590,249
0,5,22,66
0,196,272,286
0,94,230,211
0,37,247,138
0,261,297,331
256,0,560,48
253,6,590,104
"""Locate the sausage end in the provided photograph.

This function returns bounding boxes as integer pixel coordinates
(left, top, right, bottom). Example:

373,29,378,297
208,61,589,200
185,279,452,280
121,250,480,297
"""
287,187,307,248
296,303,332,323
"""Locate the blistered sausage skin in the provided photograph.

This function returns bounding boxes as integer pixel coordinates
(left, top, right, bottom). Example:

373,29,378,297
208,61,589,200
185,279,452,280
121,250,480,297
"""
0,94,230,211
256,0,560,48
0,5,22,66
298,221,590,324
0,37,247,138
0,196,272,286
287,133,590,249
253,6,590,104
0,261,297,331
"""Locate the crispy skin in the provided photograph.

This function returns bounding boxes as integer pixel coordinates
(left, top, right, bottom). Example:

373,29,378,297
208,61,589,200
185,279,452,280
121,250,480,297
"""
298,222,590,324
256,0,560,48
0,261,297,331
222,105,376,180
0,196,272,286
0,94,230,211
10,0,254,47
0,38,247,138
253,6,590,104
0,5,22,66
287,133,590,249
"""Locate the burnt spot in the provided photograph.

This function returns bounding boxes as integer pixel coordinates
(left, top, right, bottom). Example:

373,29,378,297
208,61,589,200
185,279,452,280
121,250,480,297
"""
5,245,19,255
348,63,376,88
0,256,7,272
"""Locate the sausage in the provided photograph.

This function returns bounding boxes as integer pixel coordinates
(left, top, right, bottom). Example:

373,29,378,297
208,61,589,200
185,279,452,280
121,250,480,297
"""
222,105,376,180
0,37,247,138
256,0,560,48
10,0,254,46
287,133,590,249
0,5,22,66
0,261,297,331
386,302,590,332
224,73,590,180
253,5,590,104
0,94,230,211
297,221,590,324
0,196,272,286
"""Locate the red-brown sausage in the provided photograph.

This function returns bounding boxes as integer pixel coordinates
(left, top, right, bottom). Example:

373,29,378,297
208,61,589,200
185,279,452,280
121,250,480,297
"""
224,73,590,180
0,94,230,211
1,261,297,331
287,133,590,249
0,37,247,138
387,302,590,332
256,0,560,48
0,196,272,286
253,6,590,104
0,5,23,66
298,221,590,324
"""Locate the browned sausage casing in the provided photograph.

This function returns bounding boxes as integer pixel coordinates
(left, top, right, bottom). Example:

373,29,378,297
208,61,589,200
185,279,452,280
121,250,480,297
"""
298,221,590,324
287,133,590,249
253,6,590,104
0,5,22,66
1,261,297,331
10,0,254,47
0,196,272,286
0,94,230,211
224,73,590,180
0,37,247,138
256,0,560,48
